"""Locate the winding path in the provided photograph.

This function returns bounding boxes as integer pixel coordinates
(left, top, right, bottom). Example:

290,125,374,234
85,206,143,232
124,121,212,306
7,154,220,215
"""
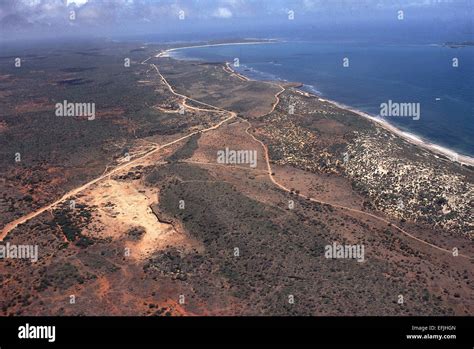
155,50,471,259
242,119,472,260
0,57,235,241
2,53,471,261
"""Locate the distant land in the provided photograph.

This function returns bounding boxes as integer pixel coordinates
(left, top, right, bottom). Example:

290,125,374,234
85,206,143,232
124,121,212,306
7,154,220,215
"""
443,41,474,48
170,40,474,161
0,39,472,316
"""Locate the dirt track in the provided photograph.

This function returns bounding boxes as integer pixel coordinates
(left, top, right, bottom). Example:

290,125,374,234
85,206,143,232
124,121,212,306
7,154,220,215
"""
2,53,471,261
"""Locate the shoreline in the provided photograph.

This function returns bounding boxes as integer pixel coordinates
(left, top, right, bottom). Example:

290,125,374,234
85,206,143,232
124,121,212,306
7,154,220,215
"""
156,39,279,58
294,90,474,167
156,42,474,168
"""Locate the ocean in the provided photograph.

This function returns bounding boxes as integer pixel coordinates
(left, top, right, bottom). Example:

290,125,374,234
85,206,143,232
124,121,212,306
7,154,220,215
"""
170,41,474,157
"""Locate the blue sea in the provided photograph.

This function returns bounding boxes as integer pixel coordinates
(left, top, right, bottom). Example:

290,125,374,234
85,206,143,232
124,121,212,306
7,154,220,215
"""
170,42,474,157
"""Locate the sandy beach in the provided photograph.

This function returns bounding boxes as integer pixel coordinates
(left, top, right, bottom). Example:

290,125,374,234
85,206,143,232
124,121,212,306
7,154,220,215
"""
156,40,279,58
158,41,474,168
314,94,474,167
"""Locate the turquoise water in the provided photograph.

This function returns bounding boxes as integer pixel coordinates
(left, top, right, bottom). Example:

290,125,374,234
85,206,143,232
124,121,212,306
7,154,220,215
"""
172,42,474,157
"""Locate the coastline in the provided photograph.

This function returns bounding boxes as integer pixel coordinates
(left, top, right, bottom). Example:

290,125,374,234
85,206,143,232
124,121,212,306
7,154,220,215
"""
156,42,474,168
156,39,279,58
296,90,474,167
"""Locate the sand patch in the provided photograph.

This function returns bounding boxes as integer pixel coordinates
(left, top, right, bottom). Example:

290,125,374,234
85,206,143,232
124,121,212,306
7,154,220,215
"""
80,178,187,260
189,119,268,172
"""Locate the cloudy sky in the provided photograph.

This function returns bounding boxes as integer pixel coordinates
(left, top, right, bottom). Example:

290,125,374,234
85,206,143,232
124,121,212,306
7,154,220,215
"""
0,0,471,41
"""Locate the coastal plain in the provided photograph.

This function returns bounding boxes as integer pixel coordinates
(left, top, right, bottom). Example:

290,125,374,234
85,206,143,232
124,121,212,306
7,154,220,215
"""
0,41,472,316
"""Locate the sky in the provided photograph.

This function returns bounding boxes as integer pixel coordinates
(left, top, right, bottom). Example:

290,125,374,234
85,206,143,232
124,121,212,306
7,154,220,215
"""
0,0,472,42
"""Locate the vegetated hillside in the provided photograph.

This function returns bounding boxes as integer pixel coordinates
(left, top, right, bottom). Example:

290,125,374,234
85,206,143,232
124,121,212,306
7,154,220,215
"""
146,162,456,315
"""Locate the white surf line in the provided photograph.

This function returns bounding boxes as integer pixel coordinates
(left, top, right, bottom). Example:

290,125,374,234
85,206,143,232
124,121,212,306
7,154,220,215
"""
156,40,279,58
161,47,462,259
159,40,474,166
158,42,474,167
156,50,473,260
223,63,249,81
241,118,473,260
296,91,474,167
156,41,288,115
